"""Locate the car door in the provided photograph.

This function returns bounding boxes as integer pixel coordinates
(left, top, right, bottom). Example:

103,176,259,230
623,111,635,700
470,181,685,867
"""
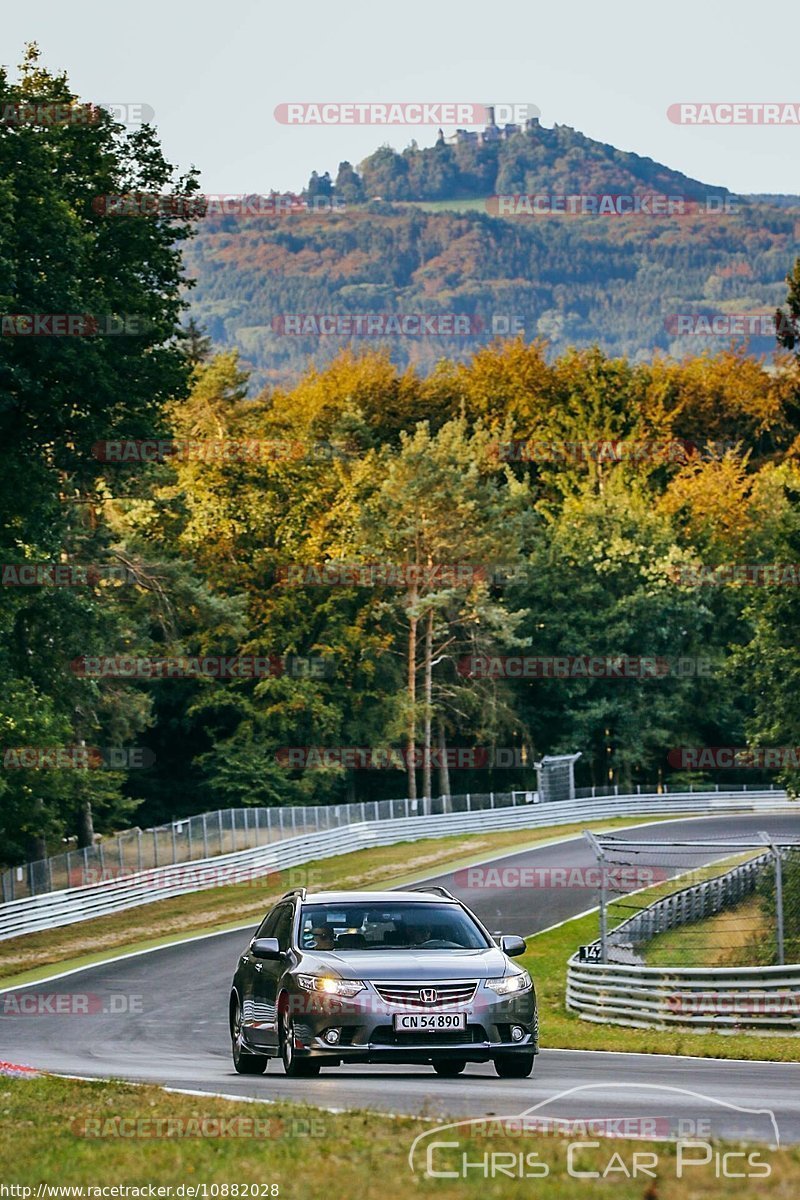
239,907,281,1046
251,903,294,1049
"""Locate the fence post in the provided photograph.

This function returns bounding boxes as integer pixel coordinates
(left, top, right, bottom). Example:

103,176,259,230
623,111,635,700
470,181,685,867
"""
466,793,471,812
118,836,124,874
171,823,178,864
231,809,237,853
761,832,785,966
202,813,209,859
584,831,607,963
153,829,159,867
138,830,143,872
218,810,224,854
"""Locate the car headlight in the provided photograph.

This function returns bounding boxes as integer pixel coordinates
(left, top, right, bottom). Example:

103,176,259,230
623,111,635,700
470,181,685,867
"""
485,971,532,995
297,974,365,998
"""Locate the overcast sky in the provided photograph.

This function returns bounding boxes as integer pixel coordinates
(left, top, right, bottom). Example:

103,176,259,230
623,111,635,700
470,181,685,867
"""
4,0,798,196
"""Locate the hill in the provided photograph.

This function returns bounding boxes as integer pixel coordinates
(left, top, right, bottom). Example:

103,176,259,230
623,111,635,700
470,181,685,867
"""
182,123,799,391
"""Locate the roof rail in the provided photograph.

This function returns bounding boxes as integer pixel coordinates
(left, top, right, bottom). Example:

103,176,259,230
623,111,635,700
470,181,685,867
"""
280,887,307,901
406,885,458,901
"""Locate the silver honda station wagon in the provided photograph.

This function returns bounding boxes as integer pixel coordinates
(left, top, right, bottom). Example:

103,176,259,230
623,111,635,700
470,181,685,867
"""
230,886,538,1078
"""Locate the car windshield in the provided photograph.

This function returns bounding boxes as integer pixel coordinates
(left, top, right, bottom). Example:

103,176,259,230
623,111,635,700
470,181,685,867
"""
299,902,490,951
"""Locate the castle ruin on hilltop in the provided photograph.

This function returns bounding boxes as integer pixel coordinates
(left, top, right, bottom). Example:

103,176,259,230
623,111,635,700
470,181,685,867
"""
437,105,541,146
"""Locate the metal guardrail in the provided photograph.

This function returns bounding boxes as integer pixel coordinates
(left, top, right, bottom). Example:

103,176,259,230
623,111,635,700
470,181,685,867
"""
0,789,792,941
567,960,800,1032
567,849,800,1032
2,781,781,901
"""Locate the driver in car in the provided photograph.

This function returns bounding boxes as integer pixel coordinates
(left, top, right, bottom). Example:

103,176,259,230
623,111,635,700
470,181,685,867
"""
311,925,335,950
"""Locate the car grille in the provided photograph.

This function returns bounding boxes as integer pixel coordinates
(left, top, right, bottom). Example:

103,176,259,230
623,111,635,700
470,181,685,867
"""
372,1024,485,1046
373,981,477,1008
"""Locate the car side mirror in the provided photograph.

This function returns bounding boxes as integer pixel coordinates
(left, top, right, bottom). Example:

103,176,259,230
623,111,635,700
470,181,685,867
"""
501,935,526,958
251,937,283,960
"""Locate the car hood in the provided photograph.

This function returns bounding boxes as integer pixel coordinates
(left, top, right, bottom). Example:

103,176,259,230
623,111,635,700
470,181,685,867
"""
299,947,510,980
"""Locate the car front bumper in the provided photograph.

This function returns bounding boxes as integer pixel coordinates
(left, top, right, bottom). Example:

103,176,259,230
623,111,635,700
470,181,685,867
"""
246,981,539,1062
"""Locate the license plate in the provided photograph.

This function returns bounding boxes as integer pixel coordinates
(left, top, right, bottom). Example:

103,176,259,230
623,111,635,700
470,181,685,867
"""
393,1012,467,1032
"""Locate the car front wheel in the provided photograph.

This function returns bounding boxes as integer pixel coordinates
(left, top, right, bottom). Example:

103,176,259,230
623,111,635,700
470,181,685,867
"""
279,1006,321,1077
494,1052,535,1078
231,995,268,1075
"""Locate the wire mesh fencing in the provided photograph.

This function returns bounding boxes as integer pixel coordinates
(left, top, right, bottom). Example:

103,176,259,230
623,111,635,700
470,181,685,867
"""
582,830,800,968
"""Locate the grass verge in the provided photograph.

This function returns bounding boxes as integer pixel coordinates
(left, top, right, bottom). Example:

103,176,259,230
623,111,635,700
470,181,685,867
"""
1,1073,797,1196
645,895,769,967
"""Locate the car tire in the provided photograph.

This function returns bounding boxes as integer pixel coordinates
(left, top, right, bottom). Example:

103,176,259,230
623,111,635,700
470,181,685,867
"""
494,1052,535,1078
230,995,268,1075
433,1060,467,1077
279,1006,321,1077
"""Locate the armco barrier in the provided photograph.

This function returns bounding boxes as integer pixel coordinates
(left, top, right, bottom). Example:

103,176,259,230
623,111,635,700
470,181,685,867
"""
567,960,800,1032
0,790,793,940
567,846,800,1033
